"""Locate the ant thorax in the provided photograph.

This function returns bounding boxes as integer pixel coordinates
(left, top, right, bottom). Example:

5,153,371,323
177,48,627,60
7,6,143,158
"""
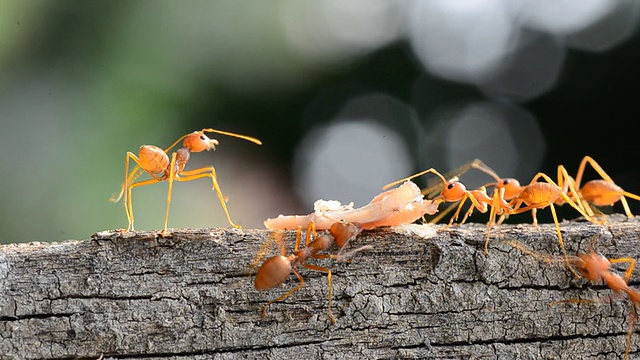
175,148,191,174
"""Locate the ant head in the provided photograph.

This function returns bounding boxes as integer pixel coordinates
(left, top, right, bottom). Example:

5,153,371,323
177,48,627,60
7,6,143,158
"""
254,255,292,290
440,181,466,202
184,131,219,152
576,253,610,281
496,178,522,199
330,222,362,248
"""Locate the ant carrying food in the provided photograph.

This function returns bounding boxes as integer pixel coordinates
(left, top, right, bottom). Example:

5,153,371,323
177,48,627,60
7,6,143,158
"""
254,221,366,323
110,128,262,235
382,166,495,229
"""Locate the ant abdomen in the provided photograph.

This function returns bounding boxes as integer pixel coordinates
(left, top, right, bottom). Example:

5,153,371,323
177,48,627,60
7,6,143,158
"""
254,255,292,290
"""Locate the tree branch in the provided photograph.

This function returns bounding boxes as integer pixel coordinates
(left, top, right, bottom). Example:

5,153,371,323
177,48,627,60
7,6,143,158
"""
1,216,639,359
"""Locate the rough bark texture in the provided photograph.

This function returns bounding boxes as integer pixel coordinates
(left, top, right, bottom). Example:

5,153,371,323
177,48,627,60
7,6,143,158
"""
1,216,640,359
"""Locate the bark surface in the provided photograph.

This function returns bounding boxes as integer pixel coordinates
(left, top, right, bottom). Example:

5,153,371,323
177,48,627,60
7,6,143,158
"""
1,216,640,359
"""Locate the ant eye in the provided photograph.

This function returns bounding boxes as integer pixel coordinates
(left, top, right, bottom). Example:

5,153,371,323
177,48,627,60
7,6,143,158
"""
200,135,206,140
503,180,510,185
447,183,455,190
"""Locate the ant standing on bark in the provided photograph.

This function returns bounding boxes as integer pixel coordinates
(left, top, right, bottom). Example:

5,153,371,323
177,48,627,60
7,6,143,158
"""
571,156,640,220
110,128,262,235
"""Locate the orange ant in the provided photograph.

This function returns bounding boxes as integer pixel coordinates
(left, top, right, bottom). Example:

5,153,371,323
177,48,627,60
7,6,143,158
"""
254,221,365,323
471,160,594,264
110,128,262,235
471,159,594,227
572,156,640,219
489,172,594,276
383,166,495,229
565,254,640,360
508,239,639,360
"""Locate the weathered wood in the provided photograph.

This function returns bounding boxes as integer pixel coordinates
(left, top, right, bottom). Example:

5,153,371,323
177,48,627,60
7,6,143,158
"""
1,216,640,359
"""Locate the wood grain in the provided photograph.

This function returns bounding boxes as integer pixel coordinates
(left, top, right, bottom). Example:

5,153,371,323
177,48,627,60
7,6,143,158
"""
1,216,639,359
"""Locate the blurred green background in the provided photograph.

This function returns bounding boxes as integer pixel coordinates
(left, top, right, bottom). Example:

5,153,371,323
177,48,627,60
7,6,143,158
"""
1,1,639,244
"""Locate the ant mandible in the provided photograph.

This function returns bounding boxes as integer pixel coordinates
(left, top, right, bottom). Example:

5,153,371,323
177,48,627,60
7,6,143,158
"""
254,221,364,323
110,128,262,235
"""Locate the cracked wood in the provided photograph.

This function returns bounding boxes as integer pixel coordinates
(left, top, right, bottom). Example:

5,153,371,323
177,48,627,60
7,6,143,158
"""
1,216,640,359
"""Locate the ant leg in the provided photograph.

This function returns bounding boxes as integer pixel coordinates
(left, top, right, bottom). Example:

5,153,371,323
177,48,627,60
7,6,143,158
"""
122,152,135,230
442,195,470,229
486,196,521,254
304,221,317,247
162,153,178,236
126,178,162,232
509,202,580,278
502,239,557,264
496,213,508,225
609,257,637,282
549,298,607,307
454,191,489,229
262,267,304,318
176,166,241,229
301,263,336,323
574,156,614,187
120,152,164,231
294,226,303,252
122,152,167,231
618,188,640,219
547,203,574,275
558,165,602,224
557,165,595,220
459,205,476,226
484,193,501,254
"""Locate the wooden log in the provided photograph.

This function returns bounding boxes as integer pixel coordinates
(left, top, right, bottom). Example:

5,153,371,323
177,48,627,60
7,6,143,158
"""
1,216,640,359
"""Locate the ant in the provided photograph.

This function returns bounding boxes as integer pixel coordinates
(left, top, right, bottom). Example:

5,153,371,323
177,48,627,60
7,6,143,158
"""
110,128,262,235
471,159,594,227
490,172,594,276
571,156,640,219
254,221,365,323
470,160,594,263
508,239,639,360
383,166,494,229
